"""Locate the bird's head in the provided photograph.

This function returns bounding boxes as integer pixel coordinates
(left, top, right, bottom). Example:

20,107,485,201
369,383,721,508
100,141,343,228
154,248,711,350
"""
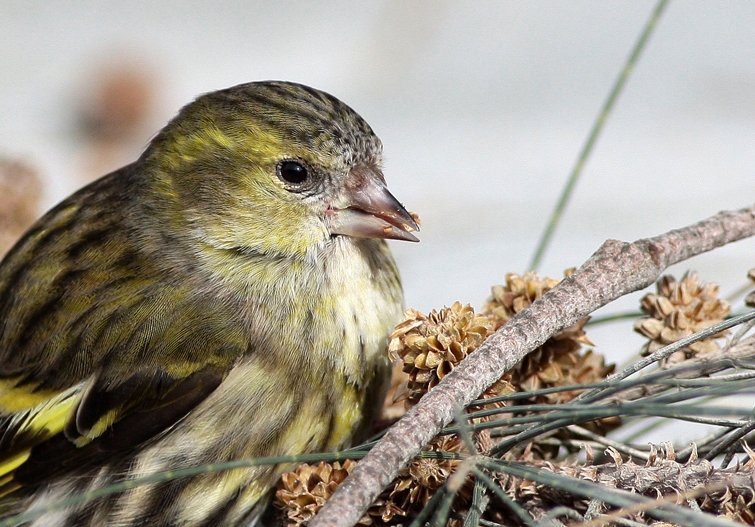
143,81,418,261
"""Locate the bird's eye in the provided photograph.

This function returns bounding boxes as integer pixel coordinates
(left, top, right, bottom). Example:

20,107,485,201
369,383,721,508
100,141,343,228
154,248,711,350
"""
277,161,308,185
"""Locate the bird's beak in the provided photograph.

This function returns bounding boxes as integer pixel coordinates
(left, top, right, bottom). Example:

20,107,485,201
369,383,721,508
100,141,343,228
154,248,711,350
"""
326,176,420,242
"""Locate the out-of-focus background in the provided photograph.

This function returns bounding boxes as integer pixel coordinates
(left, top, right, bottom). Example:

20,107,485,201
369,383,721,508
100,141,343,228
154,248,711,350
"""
1,1,754,364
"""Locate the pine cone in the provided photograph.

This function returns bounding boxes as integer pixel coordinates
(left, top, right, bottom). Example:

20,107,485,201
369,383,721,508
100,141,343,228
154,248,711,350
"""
482,271,593,380
483,272,605,401
483,271,562,329
275,460,369,526
634,272,730,364
389,302,510,408
378,434,469,526
484,271,616,436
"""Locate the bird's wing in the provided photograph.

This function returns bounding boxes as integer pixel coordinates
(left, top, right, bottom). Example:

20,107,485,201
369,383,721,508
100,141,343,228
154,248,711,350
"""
0,283,249,495
0,367,225,496
0,171,250,495
0,287,246,496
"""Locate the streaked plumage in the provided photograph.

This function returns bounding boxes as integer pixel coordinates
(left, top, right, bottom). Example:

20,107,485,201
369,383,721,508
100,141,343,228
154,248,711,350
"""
0,81,418,526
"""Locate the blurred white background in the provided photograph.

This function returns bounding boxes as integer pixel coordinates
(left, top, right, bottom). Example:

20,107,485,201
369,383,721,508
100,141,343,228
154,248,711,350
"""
1,1,755,365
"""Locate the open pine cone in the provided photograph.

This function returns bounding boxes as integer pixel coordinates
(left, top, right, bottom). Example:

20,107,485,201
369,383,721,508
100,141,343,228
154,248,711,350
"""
275,460,368,526
388,302,512,409
634,272,730,365
482,272,600,400
378,433,469,526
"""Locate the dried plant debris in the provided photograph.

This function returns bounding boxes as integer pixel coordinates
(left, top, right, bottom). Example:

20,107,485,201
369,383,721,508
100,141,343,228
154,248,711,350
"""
276,445,755,526
386,272,617,438
496,445,755,526
635,271,730,365
482,271,562,329
482,272,616,436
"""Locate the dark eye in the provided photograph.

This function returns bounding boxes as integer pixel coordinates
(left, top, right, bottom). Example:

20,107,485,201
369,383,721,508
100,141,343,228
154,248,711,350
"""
278,160,308,185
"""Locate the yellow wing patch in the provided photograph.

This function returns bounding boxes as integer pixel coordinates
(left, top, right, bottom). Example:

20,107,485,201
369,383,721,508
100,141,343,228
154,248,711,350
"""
23,388,79,441
74,407,120,447
0,378,66,414
0,384,81,497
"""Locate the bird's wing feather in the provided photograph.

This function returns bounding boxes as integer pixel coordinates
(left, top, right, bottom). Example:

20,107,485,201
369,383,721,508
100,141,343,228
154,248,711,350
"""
8,368,224,491
0,311,240,497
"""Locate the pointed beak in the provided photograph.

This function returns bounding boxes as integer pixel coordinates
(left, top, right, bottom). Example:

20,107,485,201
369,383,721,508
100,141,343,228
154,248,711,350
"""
326,178,420,243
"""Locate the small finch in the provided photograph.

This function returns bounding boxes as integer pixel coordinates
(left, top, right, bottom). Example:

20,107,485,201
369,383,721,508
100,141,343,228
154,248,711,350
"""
0,81,418,526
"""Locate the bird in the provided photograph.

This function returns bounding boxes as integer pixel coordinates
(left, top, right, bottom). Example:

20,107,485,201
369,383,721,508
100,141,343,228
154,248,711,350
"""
0,80,418,526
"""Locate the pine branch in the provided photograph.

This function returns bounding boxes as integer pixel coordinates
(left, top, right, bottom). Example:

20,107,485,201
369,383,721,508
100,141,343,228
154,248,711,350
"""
491,449,754,526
